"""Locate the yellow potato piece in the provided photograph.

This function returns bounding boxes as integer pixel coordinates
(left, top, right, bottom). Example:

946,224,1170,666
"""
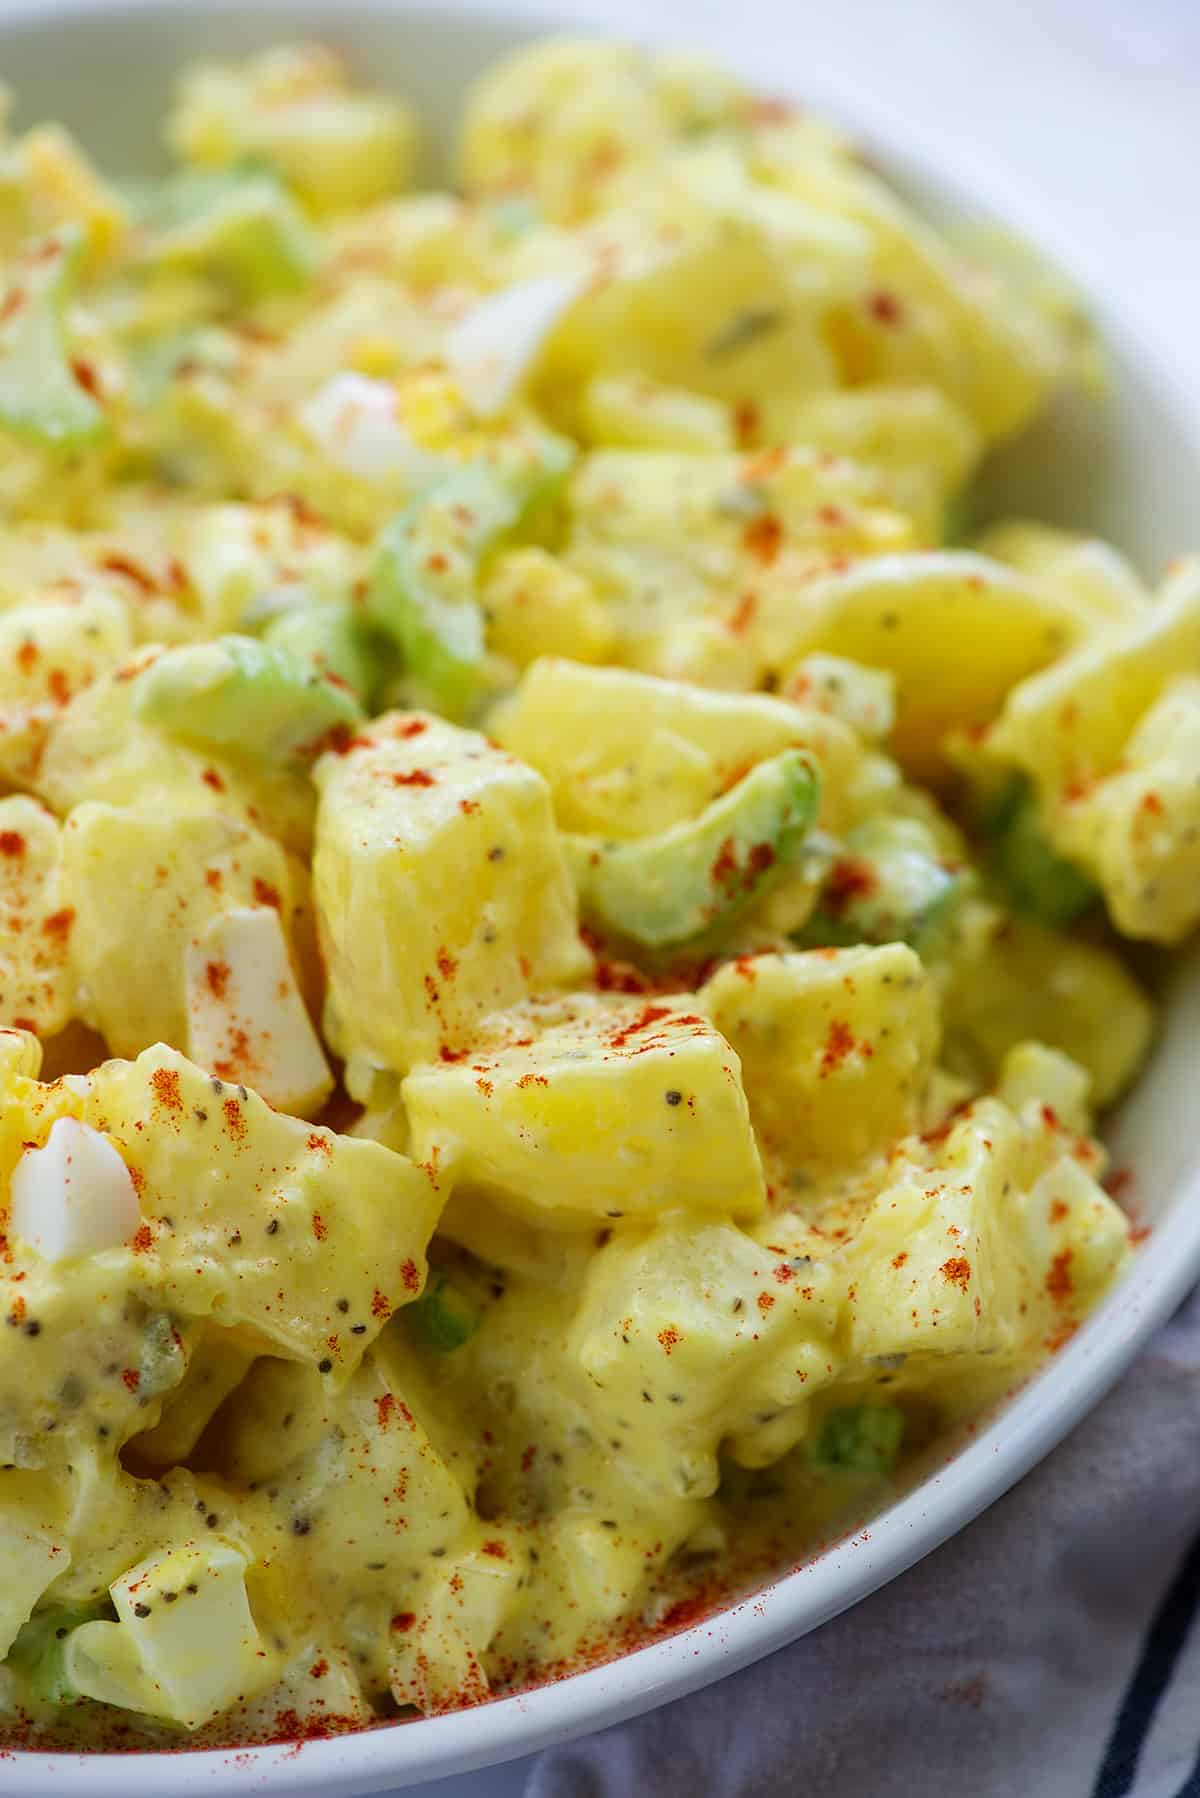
776,551,1093,779
403,992,766,1223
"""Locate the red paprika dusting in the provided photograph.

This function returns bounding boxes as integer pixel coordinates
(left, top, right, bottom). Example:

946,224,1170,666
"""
396,719,428,739
130,1223,154,1254
70,358,103,401
940,1256,971,1291
46,670,71,706
15,642,36,675
311,1213,328,1242
867,288,904,326
727,591,759,635
1049,1198,1069,1225
825,856,877,911
892,1251,908,1269
323,725,370,757
481,1539,508,1560
436,948,458,981
252,878,281,911
1045,1249,1074,1301
222,1097,246,1141
375,1393,396,1430
742,513,784,566
150,1067,182,1113
757,1291,775,1314
41,908,74,942
657,1325,680,1354
399,1260,420,1294
201,768,225,793
98,552,155,593
391,1612,416,1633
711,837,739,889
205,959,231,1001
309,1661,329,1681
608,1004,671,1050
392,769,435,787
459,798,481,815
372,1285,395,1316
733,399,760,447
516,1072,550,1088
121,1368,141,1392
820,1019,855,1076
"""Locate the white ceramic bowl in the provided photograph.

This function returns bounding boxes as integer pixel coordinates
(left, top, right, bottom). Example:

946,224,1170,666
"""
3,3,1200,1792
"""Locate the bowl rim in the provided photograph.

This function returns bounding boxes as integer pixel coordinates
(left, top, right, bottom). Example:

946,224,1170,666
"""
3,0,1200,1789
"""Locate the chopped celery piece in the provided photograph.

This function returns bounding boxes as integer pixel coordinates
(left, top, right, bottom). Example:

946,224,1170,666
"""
263,603,383,707
405,1274,479,1353
134,633,362,763
8,1604,107,1704
0,227,107,449
367,443,574,721
989,784,1098,926
796,815,972,953
566,749,820,952
129,166,315,300
812,1404,904,1473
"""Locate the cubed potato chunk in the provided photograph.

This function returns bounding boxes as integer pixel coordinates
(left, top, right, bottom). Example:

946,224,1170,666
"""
313,712,588,1074
403,993,765,1222
701,944,938,1172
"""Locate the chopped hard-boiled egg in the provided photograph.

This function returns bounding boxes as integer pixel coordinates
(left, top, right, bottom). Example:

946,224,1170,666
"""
10,1116,140,1263
444,273,586,417
66,1541,281,1730
184,905,333,1116
298,371,445,484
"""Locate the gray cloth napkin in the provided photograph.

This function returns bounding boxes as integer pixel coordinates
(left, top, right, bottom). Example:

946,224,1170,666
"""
514,1286,1200,1798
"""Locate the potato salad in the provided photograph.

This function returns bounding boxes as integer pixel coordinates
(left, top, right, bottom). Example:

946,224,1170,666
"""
0,35,1191,1748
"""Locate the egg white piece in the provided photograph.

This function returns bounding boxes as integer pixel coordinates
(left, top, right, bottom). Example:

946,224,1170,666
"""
185,905,333,1117
298,371,444,484
10,1116,140,1263
444,272,586,417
